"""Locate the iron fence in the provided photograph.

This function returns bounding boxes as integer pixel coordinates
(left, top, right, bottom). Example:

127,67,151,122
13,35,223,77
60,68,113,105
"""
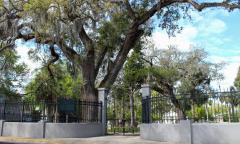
0,100,102,123
142,91,240,123
106,94,142,135
107,119,140,135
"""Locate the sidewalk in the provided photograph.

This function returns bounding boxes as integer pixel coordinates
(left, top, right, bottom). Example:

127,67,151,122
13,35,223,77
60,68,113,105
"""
0,136,175,144
53,136,174,144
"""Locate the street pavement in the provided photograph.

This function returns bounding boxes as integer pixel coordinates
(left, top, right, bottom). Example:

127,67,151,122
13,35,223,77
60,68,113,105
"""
0,136,176,144
51,136,175,144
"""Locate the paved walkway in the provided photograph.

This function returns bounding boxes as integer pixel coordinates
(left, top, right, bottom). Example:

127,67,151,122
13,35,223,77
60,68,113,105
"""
0,136,175,144
52,136,174,144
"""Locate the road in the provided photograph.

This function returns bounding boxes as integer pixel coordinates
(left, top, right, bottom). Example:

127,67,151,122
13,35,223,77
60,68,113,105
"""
0,136,175,144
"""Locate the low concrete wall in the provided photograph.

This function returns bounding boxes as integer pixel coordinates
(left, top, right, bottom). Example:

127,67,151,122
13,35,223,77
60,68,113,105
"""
140,121,191,144
0,121,104,138
45,123,104,138
140,121,240,144
2,122,44,138
192,123,240,144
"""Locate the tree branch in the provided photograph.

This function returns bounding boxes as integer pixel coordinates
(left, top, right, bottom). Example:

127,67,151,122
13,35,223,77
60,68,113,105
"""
58,39,83,67
99,24,144,88
152,84,165,94
138,1,165,25
17,23,35,32
79,25,95,57
16,32,36,41
16,32,53,44
9,0,24,12
124,0,137,19
187,0,240,11
0,43,14,53
138,0,240,26
16,30,83,69
0,57,7,71
47,45,60,78
95,46,108,78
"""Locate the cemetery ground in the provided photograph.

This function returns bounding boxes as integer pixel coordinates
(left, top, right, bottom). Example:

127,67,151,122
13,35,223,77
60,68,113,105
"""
0,136,173,144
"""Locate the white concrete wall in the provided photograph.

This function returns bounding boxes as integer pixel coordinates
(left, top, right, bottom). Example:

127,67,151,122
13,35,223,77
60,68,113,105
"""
140,121,191,144
45,123,104,138
2,122,44,138
0,121,104,138
192,123,240,144
140,121,240,144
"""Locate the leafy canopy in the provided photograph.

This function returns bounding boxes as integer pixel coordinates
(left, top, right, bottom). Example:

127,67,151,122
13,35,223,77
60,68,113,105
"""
24,62,84,102
0,48,28,98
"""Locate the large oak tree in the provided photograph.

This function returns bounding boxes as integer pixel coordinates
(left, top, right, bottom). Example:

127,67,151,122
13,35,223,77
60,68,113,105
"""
148,47,223,118
0,0,240,101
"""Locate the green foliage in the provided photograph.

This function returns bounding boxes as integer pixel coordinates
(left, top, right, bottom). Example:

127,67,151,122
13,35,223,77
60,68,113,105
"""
0,0,3,7
24,62,84,102
124,50,147,88
108,47,147,125
98,13,130,51
0,49,28,98
148,47,223,117
151,47,222,94
234,67,240,89
220,87,240,107
23,0,52,11
185,102,239,122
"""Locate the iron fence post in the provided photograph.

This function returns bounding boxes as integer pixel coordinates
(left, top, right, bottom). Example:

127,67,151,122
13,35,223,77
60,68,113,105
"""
3,101,6,120
43,101,46,121
122,94,125,135
21,101,24,122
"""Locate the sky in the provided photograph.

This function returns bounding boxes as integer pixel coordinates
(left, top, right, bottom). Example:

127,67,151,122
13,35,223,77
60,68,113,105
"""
150,9,240,90
16,39,41,78
16,8,240,90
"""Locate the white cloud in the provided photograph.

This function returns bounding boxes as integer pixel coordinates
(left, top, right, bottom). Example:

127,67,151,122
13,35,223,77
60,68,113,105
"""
210,19,226,33
199,19,226,36
209,55,240,63
15,41,41,75
186,10,227,38
151,25,198,51
222,63,239,88
14,41,41,93
208,55,240,89
190,9,230,23
150,11,236,90
211,62,239,90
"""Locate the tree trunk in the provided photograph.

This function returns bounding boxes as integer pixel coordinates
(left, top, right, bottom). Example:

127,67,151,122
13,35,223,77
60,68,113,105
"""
81,58,98,122
167,85,187,120
81,59,97,102
129,88,135,127
99,26,144,88
231,104,235,122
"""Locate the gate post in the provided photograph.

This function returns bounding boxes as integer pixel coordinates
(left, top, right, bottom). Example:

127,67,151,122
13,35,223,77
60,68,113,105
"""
98,88,108,135
141,84,151,123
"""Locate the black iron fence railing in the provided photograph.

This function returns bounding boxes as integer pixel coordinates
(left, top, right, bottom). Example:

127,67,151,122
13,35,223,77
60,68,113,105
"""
142,91,240,123
107,119,140,135
0,100,102,123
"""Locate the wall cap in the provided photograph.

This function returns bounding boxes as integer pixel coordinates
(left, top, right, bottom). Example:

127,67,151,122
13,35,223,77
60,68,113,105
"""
98,88,108,91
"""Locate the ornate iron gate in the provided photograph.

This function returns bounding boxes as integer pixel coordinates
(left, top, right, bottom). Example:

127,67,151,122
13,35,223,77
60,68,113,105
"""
106,93,141,135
